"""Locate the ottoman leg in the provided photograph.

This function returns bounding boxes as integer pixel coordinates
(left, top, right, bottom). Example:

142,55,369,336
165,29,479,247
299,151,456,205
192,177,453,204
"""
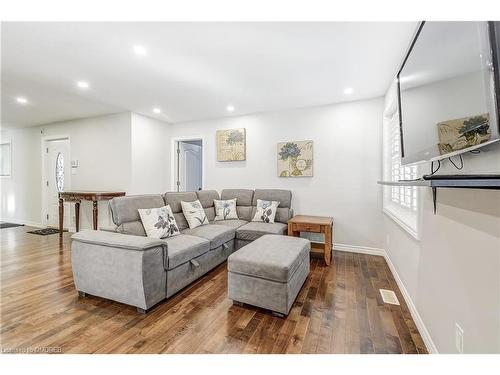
78,291,86,298
232,300,244,307
137,307,148,314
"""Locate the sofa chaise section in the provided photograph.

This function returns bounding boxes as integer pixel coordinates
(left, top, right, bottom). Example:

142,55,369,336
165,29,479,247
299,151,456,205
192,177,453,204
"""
71,230,168,312
235,222,288,241
233,189,293,248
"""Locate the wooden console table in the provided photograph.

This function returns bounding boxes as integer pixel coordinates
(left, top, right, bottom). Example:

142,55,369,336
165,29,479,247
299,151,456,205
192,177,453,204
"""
58,191,125,236
288,215,334,266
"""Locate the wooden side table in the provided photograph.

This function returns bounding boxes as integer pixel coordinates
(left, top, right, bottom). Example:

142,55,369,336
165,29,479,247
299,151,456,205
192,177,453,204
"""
288,215,334,266
58,191,125,236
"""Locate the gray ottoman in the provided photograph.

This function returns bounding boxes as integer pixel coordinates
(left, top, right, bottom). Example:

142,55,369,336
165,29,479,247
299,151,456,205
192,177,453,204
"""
227,234,310,317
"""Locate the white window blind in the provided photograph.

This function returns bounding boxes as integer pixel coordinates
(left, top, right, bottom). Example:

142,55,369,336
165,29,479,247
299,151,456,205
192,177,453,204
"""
383,80,420,239
390,120,417,210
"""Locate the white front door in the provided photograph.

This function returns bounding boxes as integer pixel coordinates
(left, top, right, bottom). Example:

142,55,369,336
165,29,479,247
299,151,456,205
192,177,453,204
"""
177,141,202,192
43,139,71,228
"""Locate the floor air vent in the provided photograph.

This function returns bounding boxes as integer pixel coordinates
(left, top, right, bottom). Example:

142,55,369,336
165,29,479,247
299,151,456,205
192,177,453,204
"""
379,289,400,305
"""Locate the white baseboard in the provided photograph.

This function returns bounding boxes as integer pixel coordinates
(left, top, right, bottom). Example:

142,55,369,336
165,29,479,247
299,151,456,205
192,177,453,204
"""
0,218,43,228
333,242,385,256
0,217,78,232
333,241,438,354
383,253,438,354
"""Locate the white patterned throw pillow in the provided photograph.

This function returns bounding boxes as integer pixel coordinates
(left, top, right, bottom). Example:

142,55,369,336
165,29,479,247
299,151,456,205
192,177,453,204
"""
138,205,180,239
252,199,280,224
214,198,238,221
181,199,210,229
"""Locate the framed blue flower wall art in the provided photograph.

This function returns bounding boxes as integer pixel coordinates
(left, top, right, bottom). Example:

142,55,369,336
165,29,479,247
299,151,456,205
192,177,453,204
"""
277,140,313,177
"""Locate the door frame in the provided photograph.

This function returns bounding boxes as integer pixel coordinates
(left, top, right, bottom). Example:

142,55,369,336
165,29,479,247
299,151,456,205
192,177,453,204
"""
170,136,205,192
41,135,71,228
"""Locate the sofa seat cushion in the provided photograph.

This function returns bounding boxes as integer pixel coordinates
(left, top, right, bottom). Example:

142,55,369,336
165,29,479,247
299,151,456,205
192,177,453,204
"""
236,222,287,241
182,224,236,249
228,235,310,282
212,219,248,230
164,234,210,270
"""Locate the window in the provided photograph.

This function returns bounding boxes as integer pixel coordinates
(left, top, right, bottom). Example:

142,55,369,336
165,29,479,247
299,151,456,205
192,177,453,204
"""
55,152,64,192
390,119,418,211
0,141,12,177
383,81,420,239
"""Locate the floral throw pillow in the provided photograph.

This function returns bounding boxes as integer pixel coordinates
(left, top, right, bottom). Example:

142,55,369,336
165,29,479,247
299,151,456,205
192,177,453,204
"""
252,199,280,224
214,198,238,221
138,205,180,239
181,200,210,229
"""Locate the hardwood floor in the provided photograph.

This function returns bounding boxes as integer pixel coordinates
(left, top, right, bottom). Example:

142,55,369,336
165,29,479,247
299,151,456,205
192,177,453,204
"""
0,226,428,354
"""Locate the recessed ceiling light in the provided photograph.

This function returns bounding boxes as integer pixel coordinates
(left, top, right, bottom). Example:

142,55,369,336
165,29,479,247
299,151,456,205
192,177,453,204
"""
226,105,235,112
153,108,161,114
133,45,147,56
344,87,354,95
16,97,28,104
77,81,89,89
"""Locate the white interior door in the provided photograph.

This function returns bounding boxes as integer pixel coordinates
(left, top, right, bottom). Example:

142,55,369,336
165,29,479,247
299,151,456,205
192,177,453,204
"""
177,141,202,192
44,139,71,228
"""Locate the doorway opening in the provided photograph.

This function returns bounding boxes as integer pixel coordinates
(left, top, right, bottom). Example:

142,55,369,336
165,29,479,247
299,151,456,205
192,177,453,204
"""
175,139,203,192
42,137,71,229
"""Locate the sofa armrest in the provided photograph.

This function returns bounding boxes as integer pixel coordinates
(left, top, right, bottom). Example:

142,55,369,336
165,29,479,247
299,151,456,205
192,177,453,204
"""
99,225,118,233
71,230,168,310
71,230,167,251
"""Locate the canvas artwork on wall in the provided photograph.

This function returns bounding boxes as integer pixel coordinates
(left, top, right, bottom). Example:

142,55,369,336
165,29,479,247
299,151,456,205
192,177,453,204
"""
216,128,246,161
277,140,313,177
437,113,491,155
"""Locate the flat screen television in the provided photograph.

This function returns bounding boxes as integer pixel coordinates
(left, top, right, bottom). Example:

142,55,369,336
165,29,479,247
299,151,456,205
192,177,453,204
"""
397,21,500,165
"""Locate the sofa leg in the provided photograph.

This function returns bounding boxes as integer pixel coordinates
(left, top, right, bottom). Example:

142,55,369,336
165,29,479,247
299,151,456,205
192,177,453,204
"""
137,307,148,314
232,300,244,307
272,311,285,318
78,291,86,298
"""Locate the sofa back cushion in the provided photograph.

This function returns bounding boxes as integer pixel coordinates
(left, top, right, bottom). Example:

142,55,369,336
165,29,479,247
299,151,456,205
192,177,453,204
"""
164,191,198,230
196,190,220,222
109,194,165,236
251,189,292,224
116,221,147,236
221,189,254,221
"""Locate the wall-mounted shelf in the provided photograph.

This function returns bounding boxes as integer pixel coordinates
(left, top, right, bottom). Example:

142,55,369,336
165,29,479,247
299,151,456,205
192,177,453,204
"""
377,180,430,187
378,176,500,213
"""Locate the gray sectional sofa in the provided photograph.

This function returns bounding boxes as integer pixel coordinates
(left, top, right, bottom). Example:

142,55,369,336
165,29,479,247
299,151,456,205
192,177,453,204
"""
71,189,293,313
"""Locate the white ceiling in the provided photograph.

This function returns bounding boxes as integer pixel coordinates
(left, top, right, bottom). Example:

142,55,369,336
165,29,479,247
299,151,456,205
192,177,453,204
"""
1,22,416,128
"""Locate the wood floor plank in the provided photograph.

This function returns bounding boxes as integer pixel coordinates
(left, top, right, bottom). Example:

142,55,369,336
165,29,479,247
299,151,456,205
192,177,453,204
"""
0,226,428,354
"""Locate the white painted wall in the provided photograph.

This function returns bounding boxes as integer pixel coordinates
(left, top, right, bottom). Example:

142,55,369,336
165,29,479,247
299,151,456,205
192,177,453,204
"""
1,112,171,230
1,113,132,229
0,127,41,226
383,90,500,355
130,113,170,195
169,98,385,250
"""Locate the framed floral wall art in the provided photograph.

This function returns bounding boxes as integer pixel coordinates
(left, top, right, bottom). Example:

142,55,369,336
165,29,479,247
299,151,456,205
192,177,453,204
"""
216,128,246,161
277,140,313,177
